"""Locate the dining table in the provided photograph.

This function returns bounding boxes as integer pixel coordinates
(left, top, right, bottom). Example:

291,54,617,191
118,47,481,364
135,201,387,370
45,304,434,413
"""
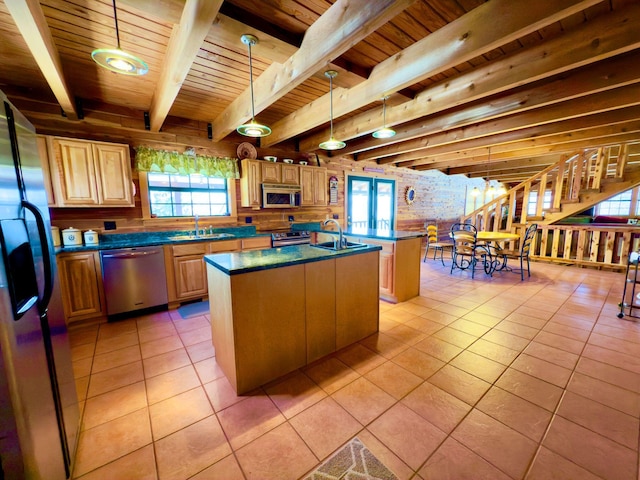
476,231,521,274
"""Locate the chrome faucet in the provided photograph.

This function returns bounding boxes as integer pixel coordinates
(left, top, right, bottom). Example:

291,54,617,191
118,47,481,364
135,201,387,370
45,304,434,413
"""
322,218,344,249
194,214,200,238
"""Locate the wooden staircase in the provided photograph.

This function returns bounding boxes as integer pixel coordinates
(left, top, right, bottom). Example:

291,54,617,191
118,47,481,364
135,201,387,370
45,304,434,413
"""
460,141,640,270
462,141,640,230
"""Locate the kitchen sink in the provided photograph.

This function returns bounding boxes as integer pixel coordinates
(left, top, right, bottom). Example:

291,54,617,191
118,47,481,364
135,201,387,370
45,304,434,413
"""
310,241,368,251
169,233,235,241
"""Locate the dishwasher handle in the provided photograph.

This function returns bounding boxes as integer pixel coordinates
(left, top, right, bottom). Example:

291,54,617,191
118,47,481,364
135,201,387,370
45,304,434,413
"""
102,249,162,259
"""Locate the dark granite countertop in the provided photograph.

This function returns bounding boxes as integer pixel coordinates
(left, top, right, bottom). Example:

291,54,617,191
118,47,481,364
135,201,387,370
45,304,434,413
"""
55,226,269,254
204,243,382,275
292,222,425,241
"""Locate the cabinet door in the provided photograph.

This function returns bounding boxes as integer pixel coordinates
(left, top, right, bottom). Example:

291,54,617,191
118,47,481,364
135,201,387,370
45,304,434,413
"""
261,162,281,183
173,255,208,299
313,168,327,205
36,136,57,206
93,143,133,206
240,159,262,207
54,139,100,206
300,167,314,206
57,252,104,321
379,251,395,296
281,164,299,185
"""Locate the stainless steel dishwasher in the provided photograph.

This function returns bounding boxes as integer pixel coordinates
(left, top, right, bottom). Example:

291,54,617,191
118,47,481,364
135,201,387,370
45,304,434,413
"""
101,246,168,316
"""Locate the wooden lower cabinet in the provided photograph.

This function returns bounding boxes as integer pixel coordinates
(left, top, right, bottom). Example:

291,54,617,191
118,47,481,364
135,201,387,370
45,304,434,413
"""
346,236,421,303
57,251,105,323
164,237,269,307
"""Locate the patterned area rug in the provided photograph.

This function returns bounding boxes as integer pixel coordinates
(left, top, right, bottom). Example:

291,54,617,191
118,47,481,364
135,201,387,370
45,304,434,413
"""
303,437,398,480
177,300,209,318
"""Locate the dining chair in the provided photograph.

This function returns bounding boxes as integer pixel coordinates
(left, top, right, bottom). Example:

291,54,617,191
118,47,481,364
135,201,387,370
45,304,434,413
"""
449,223,479,278
423,224,453,265
500,223,538,280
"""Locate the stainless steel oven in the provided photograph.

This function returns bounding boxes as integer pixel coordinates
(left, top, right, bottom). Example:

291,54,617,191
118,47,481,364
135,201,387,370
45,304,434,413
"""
262,184,301,208
271,231,311,247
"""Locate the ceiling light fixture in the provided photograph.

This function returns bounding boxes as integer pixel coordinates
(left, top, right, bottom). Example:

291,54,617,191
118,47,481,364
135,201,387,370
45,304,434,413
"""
319,70,346,150
372,96,396,139
471,186,480,197
236,34,271,138
91,0,148,75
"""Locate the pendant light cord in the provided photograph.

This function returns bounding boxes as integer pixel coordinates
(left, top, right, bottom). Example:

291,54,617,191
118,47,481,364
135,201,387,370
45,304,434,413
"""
112,0,121,49
328,74,334,137
382,97,387,128
247,40,257,122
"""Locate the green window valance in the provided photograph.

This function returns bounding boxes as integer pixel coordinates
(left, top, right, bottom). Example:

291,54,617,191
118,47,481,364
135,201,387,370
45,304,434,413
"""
135,146,239,178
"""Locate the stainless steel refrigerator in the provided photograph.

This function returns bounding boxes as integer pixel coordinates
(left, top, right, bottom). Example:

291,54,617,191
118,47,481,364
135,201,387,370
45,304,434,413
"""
0,91,79,478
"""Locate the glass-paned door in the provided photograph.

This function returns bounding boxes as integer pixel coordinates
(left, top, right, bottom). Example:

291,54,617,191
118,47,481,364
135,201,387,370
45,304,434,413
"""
347,176,395,232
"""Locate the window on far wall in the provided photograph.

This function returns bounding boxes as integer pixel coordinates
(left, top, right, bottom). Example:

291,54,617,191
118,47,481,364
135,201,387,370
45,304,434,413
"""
527,190,551,216
147,172,230,218
598,190,633,216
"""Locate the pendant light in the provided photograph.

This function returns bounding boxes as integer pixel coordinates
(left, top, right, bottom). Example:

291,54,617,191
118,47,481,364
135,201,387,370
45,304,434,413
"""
471,186,480,197
91,0,148,75
319,70,346,150
236,34,271,137
372,96,396,139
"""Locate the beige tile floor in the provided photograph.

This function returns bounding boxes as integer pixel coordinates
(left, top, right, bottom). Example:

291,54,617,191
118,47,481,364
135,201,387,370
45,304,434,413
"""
68,258,640,479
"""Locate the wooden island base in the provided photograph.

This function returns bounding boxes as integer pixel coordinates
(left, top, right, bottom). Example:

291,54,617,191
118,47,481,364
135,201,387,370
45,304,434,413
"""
206,250,379,394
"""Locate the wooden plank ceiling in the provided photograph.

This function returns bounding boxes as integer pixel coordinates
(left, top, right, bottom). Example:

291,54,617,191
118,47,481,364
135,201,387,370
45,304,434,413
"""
1,0,639,185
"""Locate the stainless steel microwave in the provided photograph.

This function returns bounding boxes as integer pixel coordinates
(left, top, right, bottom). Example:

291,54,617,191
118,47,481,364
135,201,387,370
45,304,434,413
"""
262,183,301,208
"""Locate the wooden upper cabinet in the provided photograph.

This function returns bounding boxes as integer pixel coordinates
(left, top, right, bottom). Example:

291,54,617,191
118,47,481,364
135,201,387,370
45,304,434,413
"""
36,135,56,206
240,159,262,208
300,166,327,206
260,162,299,185
261,162,281,183
281,164,299,185
50,137,133,207
92,143,134,205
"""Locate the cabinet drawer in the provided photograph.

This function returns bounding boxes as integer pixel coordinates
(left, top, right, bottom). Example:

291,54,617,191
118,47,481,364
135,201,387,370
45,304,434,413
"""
172,243,207,256
241,237,271,250
209,239,241,253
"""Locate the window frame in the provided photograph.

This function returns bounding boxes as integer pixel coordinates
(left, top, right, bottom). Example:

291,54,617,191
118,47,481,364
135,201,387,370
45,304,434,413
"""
139,171,238,226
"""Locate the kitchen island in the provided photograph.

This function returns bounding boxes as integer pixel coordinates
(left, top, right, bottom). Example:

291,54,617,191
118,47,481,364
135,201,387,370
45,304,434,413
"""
204,244,381,394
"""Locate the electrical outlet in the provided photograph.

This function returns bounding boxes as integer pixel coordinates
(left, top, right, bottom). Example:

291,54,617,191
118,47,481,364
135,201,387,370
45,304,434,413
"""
104,221,116,230
288,215,294,222
332,214,339,219
245,216,252,224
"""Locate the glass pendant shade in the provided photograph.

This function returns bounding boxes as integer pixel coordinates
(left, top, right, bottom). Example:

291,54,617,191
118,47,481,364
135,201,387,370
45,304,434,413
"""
372,96,396,138
319,70,345,150
237,34,271,137
471,186,480,197
91,0,148,75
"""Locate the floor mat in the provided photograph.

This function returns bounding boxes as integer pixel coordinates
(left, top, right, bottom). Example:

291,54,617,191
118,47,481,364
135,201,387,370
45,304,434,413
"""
303,437,398,480
177,301,209,319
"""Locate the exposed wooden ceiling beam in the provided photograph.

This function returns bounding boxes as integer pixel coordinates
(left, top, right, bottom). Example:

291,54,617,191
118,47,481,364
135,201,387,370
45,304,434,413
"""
5,0,78,119
304,3,640,154
449,157,558,176
378,84,640,166
119,0,407,91
263,0,603,148
413,132,640,171
211,0,414,142
148,0,222,132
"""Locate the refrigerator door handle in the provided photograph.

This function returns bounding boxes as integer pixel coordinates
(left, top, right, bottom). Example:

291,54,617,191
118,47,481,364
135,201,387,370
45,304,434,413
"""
21,200,53,315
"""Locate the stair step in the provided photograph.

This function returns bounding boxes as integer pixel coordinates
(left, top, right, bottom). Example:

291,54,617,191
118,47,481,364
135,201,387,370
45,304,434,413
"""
560,199,581,204
602,177,624,184
580,188,601,194
546,208,561,213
